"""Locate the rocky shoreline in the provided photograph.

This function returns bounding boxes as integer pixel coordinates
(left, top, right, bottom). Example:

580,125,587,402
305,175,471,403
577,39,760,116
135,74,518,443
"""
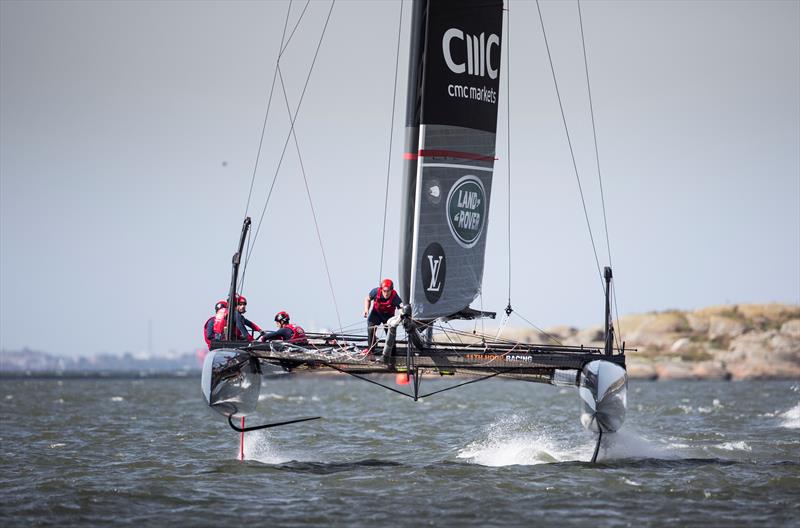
522,303,800,381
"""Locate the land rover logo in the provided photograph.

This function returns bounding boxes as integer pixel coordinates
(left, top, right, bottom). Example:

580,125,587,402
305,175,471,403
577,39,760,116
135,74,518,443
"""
446,175,486,248
421,242,446,304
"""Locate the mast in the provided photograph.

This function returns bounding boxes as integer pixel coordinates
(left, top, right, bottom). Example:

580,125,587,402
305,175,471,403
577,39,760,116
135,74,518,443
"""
603,266,614,356
226,217,251,340
398,0,429,303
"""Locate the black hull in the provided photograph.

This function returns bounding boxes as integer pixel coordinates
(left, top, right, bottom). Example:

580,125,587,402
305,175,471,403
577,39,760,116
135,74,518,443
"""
209,336,626,385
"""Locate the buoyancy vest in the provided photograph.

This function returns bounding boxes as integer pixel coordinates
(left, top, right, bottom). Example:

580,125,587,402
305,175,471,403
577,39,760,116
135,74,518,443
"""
203,316,214,348
286,324,307,344
373,289,398,315
212,307,228,338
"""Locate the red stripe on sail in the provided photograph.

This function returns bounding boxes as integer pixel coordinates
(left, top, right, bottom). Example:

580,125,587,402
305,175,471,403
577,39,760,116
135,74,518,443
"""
418,149,496,162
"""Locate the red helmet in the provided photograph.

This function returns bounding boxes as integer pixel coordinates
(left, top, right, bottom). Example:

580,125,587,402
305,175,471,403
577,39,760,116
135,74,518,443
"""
214,299,228,311
381,279,393,290
235,294,247,306
275,311,290,324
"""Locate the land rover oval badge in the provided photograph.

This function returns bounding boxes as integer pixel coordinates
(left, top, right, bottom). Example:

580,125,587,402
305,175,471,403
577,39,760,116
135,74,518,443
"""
446,175,486,248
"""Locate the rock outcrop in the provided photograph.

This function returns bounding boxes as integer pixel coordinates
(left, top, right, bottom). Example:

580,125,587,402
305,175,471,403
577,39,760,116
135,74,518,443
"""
535,303,800,380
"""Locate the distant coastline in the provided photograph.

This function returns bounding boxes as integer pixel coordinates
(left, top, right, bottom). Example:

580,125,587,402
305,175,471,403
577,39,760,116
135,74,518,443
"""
3,303,798,381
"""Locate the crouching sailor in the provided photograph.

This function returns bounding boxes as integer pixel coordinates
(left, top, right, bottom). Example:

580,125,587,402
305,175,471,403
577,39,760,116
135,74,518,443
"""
363,279,402,356
260,311,308,345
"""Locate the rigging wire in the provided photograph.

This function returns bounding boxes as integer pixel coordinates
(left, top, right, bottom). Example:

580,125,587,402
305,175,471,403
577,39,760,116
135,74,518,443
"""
510,309,564,346
535,0,604,294
277,65,343,331
577,0,622,345
377,0,405,284
239,0,296,292
242,0,294,223
243,0,336,275
240,0,318,289
279,0,312,58
505,0,513,310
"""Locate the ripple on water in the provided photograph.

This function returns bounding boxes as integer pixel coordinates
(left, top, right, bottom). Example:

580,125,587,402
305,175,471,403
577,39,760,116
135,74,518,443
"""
1,378,799,527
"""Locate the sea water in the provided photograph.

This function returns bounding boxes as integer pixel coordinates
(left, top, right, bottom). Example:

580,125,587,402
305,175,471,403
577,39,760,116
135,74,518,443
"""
1,376,798,526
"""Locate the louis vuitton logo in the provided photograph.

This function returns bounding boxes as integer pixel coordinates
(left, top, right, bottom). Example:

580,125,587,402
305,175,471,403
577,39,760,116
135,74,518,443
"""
427,255,444,292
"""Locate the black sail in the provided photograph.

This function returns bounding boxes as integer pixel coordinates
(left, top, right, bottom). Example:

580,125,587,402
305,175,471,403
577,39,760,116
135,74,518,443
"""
399,0,503,320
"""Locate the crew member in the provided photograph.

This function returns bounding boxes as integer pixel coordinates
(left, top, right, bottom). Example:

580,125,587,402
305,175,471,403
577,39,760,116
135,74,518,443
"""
204,299,228,349
211,299,230,341
363,278,402,352
232,294,262,342
260,311,307,345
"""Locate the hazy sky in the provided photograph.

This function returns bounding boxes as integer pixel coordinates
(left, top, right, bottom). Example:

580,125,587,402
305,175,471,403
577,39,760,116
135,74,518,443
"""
1,0,798,358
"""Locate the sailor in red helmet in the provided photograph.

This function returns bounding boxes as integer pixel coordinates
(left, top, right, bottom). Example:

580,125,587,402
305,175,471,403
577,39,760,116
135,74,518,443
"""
260,311,308,345
363,278,403,352
232,294,262,342
204,299,228,349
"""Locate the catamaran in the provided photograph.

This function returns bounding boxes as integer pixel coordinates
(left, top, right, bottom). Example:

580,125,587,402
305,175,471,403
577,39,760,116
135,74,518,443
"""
201,0,628,463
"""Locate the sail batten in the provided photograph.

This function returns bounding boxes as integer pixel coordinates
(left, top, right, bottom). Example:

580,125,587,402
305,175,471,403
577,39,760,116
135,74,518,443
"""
400,0,504,321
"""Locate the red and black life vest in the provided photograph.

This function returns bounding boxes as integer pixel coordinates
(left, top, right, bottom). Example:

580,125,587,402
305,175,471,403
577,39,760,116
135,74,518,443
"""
203,316,214,349
212,307,228,337
286,324,307,344
373,289,398,315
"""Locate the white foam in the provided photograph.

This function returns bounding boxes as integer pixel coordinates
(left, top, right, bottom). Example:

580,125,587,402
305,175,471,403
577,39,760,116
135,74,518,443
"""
456,415,577,466
258,393,285,401
456,416,683,465
242,429,306,464
715,441,752,452
457,432,571,466
779,402,800,429
110,396,124,402
49,443,66,448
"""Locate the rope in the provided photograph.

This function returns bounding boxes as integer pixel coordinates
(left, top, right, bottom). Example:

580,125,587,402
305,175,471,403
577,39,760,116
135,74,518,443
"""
577,0,623,347
279,0,312,58
535,0,604,294
277,64,343,331
244,0,336,273
242,0,294,222
239,0,294,290
417,370,511,399
510,309,564,346
241,0,315,288
505,0,512,309
577,0,612,278
378,0,404,283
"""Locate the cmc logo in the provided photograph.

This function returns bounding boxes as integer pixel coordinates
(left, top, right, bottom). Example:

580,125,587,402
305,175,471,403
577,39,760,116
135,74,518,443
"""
442,28,500,79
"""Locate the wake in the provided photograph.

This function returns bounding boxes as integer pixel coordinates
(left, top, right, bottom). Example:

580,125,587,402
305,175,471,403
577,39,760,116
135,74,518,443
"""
456,415,688,466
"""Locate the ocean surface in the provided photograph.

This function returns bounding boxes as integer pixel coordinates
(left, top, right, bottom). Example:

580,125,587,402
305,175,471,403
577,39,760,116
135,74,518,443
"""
1,375,798,527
